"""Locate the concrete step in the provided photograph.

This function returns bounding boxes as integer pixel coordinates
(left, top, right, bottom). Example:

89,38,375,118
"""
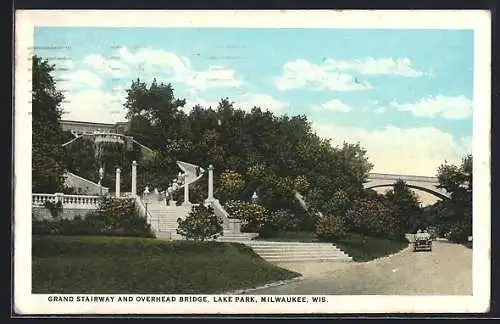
261,256,352,262
251,250,347,256
255,251,347,257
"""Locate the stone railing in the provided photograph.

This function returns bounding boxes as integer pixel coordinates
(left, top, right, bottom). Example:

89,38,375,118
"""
32,193,101,209
208,199,242,233
134,195,153,229
293,190,323,218
64,172,109,196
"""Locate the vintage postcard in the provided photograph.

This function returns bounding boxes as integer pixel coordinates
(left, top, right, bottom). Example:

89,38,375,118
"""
14,10,491,315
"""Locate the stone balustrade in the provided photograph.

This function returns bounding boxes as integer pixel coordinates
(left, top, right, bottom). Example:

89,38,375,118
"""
93,134,125,144
32,193,101,209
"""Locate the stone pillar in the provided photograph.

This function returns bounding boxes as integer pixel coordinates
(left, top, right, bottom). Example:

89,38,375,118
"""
131,160,137,196
182,175,190,206
115,168,121,198
206,164,214,202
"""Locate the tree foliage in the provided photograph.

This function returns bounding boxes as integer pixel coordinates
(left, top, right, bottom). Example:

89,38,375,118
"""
117,78,374,221
32,55,67,192
344,197,405,241
385,179,424,233
315,215,348,241
433,155,472,242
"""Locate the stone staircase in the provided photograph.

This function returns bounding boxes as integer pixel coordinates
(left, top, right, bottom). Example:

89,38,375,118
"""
228,240,352,263
144,199,351,263
146,199,258,241
148,201,190,240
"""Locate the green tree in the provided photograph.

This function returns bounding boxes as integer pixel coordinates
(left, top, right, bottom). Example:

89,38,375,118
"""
124,78,189,150
435,155,472,242
31,55,67,192
385,179,424,233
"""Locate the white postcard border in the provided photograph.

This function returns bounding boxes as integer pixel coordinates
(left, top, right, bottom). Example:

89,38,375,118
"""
14,10,491,314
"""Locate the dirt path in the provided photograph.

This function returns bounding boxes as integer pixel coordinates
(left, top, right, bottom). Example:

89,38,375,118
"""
252,241,472,295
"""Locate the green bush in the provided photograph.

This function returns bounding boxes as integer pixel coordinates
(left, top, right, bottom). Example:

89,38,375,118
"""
224,200,268,233
43,200,63,218
344,198,405,241
267,209,300,232
177,204,223,241
446,221,472,243
315,215,347,241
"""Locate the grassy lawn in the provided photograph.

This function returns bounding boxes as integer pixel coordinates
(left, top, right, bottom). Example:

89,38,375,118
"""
32,235,299,294
256,231,408,262
335,233,408,262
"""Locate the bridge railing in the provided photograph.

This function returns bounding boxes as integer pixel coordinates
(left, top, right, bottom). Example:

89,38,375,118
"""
368,173,438,183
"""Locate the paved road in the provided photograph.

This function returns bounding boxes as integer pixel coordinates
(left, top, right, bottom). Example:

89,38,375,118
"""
252,241,472,295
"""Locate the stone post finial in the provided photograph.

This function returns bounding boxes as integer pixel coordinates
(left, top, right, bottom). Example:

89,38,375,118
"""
206,164,214,203
115,168,121,198
131,161,137,196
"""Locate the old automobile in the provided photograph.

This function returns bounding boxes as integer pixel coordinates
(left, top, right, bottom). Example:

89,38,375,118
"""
414,230,432,252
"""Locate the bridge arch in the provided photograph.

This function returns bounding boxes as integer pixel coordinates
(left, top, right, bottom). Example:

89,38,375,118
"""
365,183,450,200
364,173,450,201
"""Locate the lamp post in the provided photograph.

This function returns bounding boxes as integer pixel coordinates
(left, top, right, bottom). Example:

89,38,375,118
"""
143,186,151,222
177,172,184,185
167,186,173,206
252,191,259,204
98,167,104,197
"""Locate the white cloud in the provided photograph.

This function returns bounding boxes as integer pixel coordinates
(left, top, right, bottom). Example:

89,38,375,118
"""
391,95,473,119
183,65,242,91
184,92,289,114
84,54,130,78
58,70,104,90
61,89,127,124
311,99,352,112
182,98,221,113
235,92,289,113
83,47,242,92
311,123,471,176
366,99,386,115
324,57,424,78
274,59,373,92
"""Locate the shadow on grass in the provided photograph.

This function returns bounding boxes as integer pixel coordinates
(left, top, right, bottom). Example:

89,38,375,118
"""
32,235,299,294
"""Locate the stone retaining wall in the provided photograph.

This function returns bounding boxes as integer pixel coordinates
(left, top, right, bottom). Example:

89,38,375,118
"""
32,207,95,221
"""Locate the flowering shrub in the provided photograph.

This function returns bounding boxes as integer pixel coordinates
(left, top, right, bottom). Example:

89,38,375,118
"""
293,175,310,193
246,164,269,180
344,198,404,240
220,170,245,200
224,200,268,233
315,215,347,241
177,204,223,241
268,209,300,232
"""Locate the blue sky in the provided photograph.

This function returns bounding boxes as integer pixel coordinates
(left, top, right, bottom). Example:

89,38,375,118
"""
34,27,474,177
